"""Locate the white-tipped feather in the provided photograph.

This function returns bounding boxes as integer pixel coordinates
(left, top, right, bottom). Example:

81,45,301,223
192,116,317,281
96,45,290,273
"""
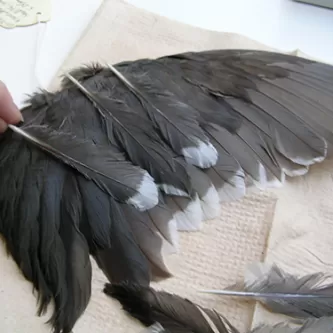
165,194,203,231
182,139,218,168
147,203,179,250
158,184,189,197
200,185,221,220
251,163,284,190
127,171,159,211
185,164,220,219
140,323,166,333
275,151,309,177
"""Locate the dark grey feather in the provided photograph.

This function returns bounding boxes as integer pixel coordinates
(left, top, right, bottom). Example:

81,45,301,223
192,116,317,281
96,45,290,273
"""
250,317,333,333
9,124,158,211
122,203,177,279
204,130,246,202
185,163,221,220
79,186,151,286
105,282,240,333
106,64,219,169
65,74,192,198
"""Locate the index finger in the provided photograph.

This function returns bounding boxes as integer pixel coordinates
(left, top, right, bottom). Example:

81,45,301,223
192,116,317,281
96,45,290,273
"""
0,80,23,124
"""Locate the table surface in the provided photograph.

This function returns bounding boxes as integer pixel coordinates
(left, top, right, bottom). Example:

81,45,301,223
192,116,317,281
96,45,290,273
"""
0,0,332,108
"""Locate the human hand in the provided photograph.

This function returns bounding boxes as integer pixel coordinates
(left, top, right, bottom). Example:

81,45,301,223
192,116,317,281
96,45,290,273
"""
0,80,23,133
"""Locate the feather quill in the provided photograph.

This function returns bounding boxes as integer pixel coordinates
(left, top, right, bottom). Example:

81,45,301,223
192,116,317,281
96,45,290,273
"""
210,263,333,319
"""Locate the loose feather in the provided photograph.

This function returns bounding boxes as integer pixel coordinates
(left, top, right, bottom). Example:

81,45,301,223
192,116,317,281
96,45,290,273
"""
104,282,240,333
250,317,333,333
225,262,333,318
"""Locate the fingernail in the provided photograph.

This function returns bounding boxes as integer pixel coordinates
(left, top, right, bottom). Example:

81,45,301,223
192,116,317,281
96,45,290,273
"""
0,119,8,133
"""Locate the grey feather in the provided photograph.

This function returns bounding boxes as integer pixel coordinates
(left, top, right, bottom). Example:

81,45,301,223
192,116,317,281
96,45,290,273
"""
106,63,218,169
185,164,221,220
164,194,203,231
251,317,333,333
242,262,333,318
65,74,192,198
122,203,176,279
206,126,280,188
9,124,158,211
204,130,246,202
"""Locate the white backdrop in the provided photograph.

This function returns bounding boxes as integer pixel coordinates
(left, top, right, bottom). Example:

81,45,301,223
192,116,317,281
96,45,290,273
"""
127,0,333,63
0,0,103,108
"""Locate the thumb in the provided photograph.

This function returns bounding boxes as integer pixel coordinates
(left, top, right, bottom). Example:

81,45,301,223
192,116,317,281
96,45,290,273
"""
0,80,23,125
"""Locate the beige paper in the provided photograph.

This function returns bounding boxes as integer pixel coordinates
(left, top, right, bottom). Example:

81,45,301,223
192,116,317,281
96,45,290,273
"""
0,0,51,29
0,0,331,332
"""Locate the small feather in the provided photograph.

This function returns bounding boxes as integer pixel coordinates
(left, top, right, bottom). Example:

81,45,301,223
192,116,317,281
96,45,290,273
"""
236,262,333,318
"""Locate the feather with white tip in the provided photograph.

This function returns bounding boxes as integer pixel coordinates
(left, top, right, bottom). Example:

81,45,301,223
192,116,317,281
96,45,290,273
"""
9,124,158,211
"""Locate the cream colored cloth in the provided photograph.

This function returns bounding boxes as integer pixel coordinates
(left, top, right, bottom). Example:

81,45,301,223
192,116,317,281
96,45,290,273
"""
0,1,332,332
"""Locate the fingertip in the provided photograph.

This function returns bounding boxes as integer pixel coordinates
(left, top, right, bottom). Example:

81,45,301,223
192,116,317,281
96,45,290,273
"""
0,80,23,124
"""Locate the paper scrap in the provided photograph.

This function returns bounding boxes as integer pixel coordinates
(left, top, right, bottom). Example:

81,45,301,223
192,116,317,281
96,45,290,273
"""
0,0,51,29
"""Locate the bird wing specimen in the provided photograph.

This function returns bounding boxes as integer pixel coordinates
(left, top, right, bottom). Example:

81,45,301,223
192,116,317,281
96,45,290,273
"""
1,49,333,332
